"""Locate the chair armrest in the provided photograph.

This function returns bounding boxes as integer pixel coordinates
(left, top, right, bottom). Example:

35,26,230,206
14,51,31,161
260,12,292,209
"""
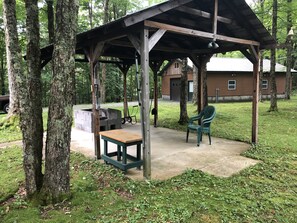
189,114,202,124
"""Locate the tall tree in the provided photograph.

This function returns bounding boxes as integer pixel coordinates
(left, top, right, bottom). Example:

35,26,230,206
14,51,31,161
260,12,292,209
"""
269,0,278,111
100,0,110,103
0,29,6,95
178,58,188,124
0,55,5,95
285,0,293,99
46,0,55,44
0,48,5,95
41,0,78,203
3,0,21,116
19,0,44,198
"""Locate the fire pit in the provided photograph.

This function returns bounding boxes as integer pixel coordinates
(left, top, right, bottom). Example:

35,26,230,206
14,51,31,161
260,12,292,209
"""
74,108,121,133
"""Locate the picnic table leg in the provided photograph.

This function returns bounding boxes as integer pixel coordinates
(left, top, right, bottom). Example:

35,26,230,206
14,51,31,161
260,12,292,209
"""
122,145,127,165
104,140,108,163
117,145,121,161
137,143,141,170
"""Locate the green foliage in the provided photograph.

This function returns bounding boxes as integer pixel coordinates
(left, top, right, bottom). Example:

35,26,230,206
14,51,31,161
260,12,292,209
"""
252,0,297,67
104,63,123,102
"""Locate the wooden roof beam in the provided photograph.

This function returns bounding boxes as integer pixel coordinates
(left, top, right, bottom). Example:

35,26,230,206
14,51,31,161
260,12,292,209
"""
144,20,260,46
123,0,193,27
175,6,233,24
111,40,191,54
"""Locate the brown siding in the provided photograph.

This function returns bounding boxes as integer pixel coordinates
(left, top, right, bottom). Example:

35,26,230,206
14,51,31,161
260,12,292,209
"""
208,72,253,97
162,61,287,101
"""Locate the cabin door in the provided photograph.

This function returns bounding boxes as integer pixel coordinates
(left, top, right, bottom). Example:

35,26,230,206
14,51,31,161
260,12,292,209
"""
170,78,180,101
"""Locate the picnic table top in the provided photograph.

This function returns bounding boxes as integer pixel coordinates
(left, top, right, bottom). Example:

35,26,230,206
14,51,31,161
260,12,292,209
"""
99,129,142,144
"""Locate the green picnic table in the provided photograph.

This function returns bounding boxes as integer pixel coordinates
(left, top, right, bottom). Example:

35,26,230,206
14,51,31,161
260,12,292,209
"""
100,129,143,171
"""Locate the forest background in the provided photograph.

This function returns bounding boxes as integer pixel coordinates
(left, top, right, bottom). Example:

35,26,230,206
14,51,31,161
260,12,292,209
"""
0,0,297,106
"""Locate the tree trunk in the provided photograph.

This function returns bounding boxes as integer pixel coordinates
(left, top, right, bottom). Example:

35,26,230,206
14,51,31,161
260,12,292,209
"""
18,0,44,198
202,60,208,107
3,0,21,116
0,31,5,94
259,51,264,101
41,0,78,203
103,0,110,24
192,65,198,104
259,0,264,102
178,58,188,125
88,0,93,28
46,0,55,44
285,0,292,99
269,0,278,112
0,55,5,95
197,55,211,113
100,0,110,103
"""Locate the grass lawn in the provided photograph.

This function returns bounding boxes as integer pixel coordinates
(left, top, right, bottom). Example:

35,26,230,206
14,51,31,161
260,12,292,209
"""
0,97,297,222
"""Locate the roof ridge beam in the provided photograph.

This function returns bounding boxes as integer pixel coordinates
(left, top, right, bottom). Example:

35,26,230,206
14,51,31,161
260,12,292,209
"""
144,20,260,46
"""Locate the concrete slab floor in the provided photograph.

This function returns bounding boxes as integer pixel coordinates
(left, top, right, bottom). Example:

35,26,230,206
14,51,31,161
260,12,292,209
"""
70,124,260,180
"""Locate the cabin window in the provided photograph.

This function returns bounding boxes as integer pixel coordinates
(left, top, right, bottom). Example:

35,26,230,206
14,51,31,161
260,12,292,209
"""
174,63,179,68
228,80,236,90
262,79,268,89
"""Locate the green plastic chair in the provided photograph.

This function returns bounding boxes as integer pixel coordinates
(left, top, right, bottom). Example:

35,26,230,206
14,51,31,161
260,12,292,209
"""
186,105,216,146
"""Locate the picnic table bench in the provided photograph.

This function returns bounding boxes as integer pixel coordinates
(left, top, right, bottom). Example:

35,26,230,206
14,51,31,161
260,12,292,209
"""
100,129,143,171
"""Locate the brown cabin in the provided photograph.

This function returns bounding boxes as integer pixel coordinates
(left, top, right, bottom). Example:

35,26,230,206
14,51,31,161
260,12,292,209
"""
162,57,294,102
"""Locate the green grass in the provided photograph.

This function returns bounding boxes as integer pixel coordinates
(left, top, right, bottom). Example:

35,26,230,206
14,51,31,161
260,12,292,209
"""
0,111,48,143
1,98,297,222
0,146,24,203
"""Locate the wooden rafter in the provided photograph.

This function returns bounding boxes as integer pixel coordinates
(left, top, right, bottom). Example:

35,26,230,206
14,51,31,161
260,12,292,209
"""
127,34,141,54
175,6,232,24
240,45,259,64
144,20,260,46
221,0,263,44
149,29,166,51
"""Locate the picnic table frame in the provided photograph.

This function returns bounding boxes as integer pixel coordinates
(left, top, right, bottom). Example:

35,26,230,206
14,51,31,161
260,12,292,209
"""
100,129,143,171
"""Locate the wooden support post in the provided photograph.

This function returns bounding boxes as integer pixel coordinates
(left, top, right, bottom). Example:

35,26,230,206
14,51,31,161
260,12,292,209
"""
150,60,163,128
153,71,158,127
190,54,212,113
117,62,132,119
252,47,260,144
92,62,101,159
84,42,104,159
141,28,151,180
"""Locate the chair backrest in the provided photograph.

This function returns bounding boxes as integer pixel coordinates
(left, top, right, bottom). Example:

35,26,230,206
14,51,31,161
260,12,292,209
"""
201,106,216,128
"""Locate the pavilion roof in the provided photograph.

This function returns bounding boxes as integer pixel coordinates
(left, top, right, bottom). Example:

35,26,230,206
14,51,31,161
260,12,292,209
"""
40,0,275,64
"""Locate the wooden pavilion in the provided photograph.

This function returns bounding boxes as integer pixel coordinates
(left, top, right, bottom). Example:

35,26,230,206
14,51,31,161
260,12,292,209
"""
39,0,275,179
